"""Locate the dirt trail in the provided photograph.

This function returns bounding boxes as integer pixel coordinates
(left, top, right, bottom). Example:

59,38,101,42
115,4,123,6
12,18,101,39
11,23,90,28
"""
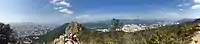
190,31,200,44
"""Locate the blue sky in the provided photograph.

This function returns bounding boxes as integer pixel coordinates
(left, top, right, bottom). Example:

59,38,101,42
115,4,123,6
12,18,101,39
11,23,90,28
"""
0,0,200,23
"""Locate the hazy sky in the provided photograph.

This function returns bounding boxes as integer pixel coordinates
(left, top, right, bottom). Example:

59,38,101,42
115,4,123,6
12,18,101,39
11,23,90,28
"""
0,0,200,23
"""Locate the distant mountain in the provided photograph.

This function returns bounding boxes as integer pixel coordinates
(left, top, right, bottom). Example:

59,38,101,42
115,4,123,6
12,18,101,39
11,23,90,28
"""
83,22,110,29
119,19,159,25
176,18,195,23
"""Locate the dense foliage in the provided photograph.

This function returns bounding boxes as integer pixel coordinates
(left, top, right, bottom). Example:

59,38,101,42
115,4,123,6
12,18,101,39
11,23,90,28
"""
0,23,14,44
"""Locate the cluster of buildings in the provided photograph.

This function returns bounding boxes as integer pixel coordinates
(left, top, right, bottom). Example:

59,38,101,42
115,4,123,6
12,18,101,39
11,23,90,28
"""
95,19,180,32
9,23,59,44
95,24,146,32
11,24,57,37
120,24,145,32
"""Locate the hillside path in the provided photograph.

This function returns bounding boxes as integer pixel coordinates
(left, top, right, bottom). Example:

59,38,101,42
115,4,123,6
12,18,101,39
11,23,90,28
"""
190,31,200,44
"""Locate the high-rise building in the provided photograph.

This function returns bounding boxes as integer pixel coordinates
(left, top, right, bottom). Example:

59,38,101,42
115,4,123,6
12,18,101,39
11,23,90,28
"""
110,18,123,31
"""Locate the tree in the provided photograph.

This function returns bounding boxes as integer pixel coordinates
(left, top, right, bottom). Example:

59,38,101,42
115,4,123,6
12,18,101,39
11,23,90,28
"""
0,23,13,44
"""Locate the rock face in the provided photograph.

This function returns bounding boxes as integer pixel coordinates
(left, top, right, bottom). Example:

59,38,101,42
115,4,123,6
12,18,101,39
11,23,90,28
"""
53,35,65,44
53,34,79,44
65,21,84,34
53,21,84,44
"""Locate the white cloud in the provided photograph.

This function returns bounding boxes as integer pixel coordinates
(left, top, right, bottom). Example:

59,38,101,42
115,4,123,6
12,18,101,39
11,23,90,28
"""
177,4,183,7
179,9,183,10
50,0,73,14
177,0,200,10
50,0,71,7
58,7,63,9
191,0,200,9
191,5,200,9
177,3,191,7
50,0,59,4
54,7,58,10
50,0,62,3
57,1,71,7
59,9,73,14
194,0,200,3
54,7,64,10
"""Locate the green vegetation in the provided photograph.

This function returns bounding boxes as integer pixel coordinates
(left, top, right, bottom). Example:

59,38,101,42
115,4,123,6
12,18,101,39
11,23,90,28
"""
0,23,15,44
38,18,200,44
38,23,69,43
77,18,200,44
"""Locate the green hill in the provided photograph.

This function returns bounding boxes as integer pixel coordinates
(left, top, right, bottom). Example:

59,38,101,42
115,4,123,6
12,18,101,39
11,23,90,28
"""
38,23,69,43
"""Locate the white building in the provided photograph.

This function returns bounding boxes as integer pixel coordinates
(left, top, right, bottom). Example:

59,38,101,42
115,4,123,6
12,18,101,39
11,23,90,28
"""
96,29,109,32
122,24,145,32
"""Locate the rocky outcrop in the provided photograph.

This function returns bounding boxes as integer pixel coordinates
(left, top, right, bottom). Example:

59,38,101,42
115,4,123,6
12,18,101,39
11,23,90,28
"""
65,21,84,34
53,21,84,44
53,34,79,44
53,35,65,44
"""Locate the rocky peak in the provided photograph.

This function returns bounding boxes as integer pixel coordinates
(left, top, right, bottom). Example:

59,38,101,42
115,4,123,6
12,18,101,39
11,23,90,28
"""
53,21,82,44
65,21,84,35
